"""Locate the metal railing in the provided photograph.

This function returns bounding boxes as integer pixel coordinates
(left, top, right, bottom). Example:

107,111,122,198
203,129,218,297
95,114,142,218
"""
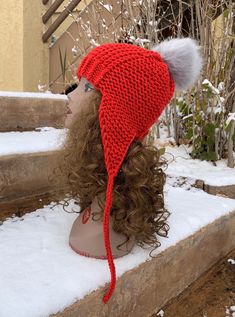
42,0,82,43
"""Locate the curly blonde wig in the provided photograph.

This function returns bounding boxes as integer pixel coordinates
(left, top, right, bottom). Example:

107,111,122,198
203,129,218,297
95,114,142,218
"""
52,87,171,258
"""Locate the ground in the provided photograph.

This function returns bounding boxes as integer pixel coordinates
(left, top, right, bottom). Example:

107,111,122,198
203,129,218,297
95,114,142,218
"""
152,248,235,317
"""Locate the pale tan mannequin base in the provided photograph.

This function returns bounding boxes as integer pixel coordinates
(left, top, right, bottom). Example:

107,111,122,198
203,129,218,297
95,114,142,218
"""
69,207,136,260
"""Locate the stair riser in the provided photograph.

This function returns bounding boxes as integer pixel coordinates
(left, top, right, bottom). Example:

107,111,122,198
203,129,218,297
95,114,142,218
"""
0,150,66,206
0,97,68,131
204,183,235,199
1,151,234,214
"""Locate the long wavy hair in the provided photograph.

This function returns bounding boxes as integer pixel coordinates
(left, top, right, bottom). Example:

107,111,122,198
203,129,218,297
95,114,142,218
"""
52,86,171,258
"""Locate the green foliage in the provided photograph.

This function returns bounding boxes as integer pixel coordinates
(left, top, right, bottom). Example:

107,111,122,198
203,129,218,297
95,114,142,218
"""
159,147,166,156
59,46,67,83
223,9,229,18
190,122,219,161
174,80,227,162
226,121,235,141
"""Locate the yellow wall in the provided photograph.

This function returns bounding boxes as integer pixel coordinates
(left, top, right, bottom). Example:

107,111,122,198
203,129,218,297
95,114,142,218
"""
0,1,24,91
23,0,49,92
0,0,90,92
0,0,49,92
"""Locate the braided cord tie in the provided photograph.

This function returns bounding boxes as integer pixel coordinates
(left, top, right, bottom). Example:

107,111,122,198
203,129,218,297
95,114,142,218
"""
102,174,116,304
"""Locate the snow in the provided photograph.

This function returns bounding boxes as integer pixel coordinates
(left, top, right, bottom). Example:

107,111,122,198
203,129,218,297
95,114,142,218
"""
226,305,235,317
0,91,68,100
163,144,235,186
156,310,164,316
99,2,113,12
202,79,220,95
1,185,235,317
226,112,235,125
0,127,67,156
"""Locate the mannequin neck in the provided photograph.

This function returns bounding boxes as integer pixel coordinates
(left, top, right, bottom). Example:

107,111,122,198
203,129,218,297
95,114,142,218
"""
90,193,106,225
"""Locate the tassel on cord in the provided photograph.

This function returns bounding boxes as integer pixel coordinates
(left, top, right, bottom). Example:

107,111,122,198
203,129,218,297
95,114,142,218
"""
102,174,116,304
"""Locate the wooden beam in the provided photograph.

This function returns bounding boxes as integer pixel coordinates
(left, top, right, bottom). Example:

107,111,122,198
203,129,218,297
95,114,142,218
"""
42,0,81,43
42,0,65,24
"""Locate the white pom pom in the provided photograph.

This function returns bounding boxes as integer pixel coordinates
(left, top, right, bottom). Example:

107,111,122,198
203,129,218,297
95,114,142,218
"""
152,37,204,91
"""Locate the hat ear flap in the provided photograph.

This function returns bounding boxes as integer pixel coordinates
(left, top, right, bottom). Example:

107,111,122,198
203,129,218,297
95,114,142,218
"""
98,93,136,177
151,37,204,91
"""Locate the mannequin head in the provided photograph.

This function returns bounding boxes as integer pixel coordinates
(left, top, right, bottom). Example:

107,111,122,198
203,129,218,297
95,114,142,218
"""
54,77,170,255
65,76,96,128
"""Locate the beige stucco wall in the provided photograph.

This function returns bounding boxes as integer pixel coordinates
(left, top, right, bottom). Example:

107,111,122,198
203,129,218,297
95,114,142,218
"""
23,0,49,92
0,0,90,92
0,0,49,92
0,1,24,91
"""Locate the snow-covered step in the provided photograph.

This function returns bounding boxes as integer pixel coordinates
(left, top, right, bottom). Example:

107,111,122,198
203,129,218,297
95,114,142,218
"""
0,91,68,131
1,185,235,317
163,144,235,199
0,128,67,209
1,128,235,214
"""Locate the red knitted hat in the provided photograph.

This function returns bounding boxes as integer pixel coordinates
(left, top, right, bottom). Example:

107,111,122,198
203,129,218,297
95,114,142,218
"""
76,38,203,304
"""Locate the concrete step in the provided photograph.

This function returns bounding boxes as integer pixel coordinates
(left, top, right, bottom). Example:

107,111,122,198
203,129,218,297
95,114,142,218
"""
0,150,67,210
1,149,235,220
0,190,64,223
167,174,235,199
1,185,235,316
0,128,234,218
151,247,235,316
0,128,67,216
50,209,235,317
0,91,68,131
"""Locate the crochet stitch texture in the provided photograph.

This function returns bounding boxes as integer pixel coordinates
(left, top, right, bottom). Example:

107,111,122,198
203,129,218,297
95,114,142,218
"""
77,42,175,304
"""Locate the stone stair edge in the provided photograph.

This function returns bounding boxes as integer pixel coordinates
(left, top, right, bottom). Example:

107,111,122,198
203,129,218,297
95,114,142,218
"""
166,173,235,199
0,188,69,222
50,209,235,317
0,149,62,160
0,91,68,100
0,91,68,131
